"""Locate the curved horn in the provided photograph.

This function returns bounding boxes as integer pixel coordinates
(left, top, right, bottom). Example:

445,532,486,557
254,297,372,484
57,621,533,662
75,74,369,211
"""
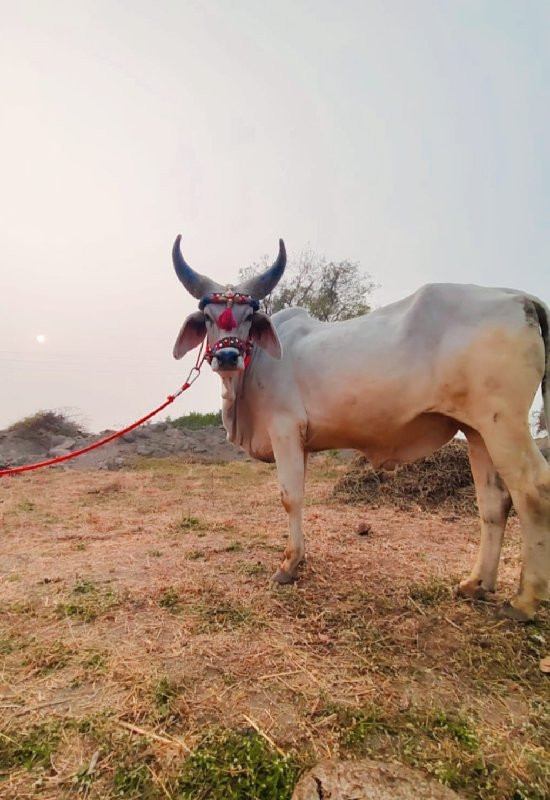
172,235,223,299
236,239,287,299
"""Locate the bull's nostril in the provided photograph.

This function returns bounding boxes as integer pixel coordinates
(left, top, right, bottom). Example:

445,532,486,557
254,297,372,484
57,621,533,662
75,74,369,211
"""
216,347,240,368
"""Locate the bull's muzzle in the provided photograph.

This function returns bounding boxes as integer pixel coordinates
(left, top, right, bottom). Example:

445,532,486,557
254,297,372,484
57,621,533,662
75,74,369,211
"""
206,336,252,373
212,347,244,372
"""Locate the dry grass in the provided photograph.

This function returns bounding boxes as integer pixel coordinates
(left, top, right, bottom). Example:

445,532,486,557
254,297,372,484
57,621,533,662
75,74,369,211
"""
7,410,86,439
0,455,548,799
333,440,478,513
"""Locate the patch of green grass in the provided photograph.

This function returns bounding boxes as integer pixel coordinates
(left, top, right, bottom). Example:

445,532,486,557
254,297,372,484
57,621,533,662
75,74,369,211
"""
73,761,96,793
113,761,154,797
159,588,181,611
329,702,549,799
0,722,60,771
455,615,550,690
148,549,162,557
153,677,180,718
73,542,87,551
57,580,119,622
81,650,108,672
176,727,299,800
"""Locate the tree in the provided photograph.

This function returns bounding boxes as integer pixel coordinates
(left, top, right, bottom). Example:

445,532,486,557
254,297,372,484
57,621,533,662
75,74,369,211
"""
239,248,376,322
536,407,547,435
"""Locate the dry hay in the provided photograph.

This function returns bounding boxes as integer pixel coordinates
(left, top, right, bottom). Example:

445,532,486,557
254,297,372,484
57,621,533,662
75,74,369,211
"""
333,440,478,514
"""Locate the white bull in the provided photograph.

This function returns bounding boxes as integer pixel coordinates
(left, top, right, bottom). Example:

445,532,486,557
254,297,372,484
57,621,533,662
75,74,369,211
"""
171,236,550,622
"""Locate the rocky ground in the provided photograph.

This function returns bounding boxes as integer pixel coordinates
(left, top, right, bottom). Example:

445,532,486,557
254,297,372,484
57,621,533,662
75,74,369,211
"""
0,418,248,471
0,412,356,473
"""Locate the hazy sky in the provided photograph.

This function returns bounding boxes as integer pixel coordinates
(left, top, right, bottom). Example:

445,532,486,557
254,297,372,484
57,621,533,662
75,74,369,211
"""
1,1,549,432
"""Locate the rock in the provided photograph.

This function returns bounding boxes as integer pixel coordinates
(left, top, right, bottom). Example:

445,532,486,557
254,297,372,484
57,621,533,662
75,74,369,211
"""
121,432,136,443
49,446,72,458
356,522,373,536
291,759,461,800
49,437,75,452
107,457,125,470
50,434,69,447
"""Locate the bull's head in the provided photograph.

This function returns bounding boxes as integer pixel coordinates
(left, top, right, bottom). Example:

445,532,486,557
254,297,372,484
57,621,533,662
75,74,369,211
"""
171,235,286,375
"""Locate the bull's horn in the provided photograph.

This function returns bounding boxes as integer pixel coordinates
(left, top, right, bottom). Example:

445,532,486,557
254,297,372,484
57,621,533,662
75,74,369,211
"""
172,235,223,299
236,239,286,299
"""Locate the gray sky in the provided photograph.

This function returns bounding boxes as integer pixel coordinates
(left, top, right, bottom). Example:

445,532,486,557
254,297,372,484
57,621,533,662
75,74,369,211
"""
1,0,549,432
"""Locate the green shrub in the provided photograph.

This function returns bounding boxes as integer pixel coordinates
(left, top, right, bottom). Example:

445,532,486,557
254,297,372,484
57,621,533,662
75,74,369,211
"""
170,411,222,430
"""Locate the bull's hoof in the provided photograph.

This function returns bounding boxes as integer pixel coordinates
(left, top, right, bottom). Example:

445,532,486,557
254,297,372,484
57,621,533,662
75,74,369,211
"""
271,569,296,585
497,601,534,623
455,582,493,602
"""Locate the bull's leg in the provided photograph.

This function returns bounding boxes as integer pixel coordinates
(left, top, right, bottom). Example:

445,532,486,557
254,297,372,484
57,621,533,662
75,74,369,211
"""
457,428,512,600
479,420,550,621
270,428,307,585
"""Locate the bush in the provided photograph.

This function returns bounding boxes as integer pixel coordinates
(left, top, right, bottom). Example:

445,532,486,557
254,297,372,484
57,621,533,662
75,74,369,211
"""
170,411,222,430
8,410,85,439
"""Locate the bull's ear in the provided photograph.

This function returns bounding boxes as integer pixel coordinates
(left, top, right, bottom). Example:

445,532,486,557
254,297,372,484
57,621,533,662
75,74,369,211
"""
250,312,282,359
173,312,206,359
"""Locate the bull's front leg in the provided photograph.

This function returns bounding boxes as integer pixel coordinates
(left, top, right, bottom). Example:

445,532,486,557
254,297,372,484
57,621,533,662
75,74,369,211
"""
270,425,308,585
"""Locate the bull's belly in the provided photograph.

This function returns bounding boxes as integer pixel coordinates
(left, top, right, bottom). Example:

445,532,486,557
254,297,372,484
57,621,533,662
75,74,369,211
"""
305,412,459,469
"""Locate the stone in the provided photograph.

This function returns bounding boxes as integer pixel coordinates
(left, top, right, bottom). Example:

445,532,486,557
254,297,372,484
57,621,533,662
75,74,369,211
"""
49,446,72,458
50,434,70,447
291,759,461,800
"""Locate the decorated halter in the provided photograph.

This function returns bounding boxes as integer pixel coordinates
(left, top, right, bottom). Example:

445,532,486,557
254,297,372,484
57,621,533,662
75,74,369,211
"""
199,288,260,366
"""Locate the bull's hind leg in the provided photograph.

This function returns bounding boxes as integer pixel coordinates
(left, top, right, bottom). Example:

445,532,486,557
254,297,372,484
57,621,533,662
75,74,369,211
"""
270,424,308,584
457,428,512,600
479,420,550,621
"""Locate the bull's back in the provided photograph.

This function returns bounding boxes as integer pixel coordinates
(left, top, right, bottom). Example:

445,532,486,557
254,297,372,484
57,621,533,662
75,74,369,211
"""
271,284,542,451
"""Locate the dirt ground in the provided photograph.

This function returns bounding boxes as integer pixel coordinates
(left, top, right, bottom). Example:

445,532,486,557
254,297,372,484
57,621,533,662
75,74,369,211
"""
1,456,548,799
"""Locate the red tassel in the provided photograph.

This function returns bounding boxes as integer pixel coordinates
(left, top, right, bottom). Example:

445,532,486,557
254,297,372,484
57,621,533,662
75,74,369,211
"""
218,307,237,331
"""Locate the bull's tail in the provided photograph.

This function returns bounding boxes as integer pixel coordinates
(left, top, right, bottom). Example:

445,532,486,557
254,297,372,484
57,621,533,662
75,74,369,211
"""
532,298,550,435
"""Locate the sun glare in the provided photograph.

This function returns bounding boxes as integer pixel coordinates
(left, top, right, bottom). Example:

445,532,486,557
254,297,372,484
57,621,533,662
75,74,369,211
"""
36,334,46,344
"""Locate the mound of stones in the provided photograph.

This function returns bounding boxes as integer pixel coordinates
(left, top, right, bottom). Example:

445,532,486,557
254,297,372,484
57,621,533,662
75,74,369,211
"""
0,420,246,470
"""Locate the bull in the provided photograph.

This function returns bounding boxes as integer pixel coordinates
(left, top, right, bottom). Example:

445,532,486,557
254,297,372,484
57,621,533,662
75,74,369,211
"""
171,235,550,622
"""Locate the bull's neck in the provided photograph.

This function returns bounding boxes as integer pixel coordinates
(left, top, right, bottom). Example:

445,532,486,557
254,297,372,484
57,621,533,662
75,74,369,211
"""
220,372,245,444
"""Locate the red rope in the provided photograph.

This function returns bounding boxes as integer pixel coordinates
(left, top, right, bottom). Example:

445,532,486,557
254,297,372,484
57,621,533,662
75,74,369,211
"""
0,344,206,478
